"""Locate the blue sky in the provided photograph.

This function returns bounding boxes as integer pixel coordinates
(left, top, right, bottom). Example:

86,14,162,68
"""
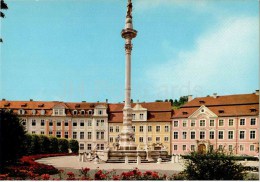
0,0,259,103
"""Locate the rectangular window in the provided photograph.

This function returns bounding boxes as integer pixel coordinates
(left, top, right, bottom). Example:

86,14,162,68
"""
164,136,169,142
96,132,100,140
209,120,215,127
191,120,195,127
57,121,61,126
218,119,224,126
229,119,234,126
73,132,77,139
21,119,27,126
87,144,92,150
139,137,143,142
100,144,104,150
40,131,44,135
250,130,256,139
165,125,169,132
96,120,100,127
190,131,196,139
182,145,186,151
49,121,53,126
219,145,223,150
140,114,144,119
49,131,53,135
240,145,244,151
250,145,255,151
32,131,36,134
182,131,187,139
173,132,178,139
54,109,59,115
132,114,135,120
73,121,77,126
156,126,160,132
191,145,195,151
101,120,104,126
209,131,214,139
32,119,36,126
101,132,104,140
109,126,113,132
239,131,245,139
250,118,256,125
116,126,119,132
218,131,224,139
148,137,152,142
80,144,84,150
87,120,92,126
228,145,233,152
58,109,64,115
156,137,160,142
174,121,178,127
64,131,68,139
183,120,187,127
88,132,92,139
200,131,205,139
148,126,152,132
109,137,113,143
80,132,84,139
80,121,84,127
174,145,178,151
240,119,245,125
56,131,61,138
132,126,135,132
98,110,103,115
228,131,233,139
139,126,144,132
200,120,205,127
65,121,68,126
41,120,45,126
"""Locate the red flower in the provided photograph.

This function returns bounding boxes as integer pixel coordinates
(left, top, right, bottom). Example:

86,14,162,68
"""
41,174,50,180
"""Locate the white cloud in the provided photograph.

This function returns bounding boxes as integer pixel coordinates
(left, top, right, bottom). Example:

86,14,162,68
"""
145,16,259,99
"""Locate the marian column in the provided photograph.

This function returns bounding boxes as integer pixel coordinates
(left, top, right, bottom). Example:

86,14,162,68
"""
119,0,137,150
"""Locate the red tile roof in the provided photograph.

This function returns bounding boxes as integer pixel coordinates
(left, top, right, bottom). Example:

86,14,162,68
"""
172,93,259,118
108,102,172,123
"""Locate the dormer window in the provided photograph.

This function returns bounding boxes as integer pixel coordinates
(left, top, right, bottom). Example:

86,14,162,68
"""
183,111,188,115
53,108,65,116
32,110,36,115
4,103,10,107
18,109,25,115
73,110,78,115
98,110,103,115
21,103,27,107
199,100,205,104
219,110,224,113
75,104,80,108
80,110,85,115
250,108,257,112
88,110,93,115
132,114,136,120
140,113,144,119
38,104,44,107
41,110,45,115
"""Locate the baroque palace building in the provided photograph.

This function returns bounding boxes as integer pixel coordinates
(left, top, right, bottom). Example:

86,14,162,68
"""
0,91,259,156
171,91,259,156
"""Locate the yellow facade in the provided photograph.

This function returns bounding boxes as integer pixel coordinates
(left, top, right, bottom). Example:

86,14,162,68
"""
108,121,171,154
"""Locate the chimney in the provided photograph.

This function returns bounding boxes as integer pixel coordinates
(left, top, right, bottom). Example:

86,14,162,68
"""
105,99,108,103
2,98,6,101
212,93,217,98
188,95,193,102
82,101,86,103
255,90,259,95
30,99,33,101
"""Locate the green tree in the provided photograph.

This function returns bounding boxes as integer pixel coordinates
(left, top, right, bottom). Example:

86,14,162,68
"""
39,135,50,154
0,0,8,42
49,137,59,153
30,134,41,154
58,138,69,153
183,150,246,180
22,134,32,155
69,139,79,153
0,109,26,170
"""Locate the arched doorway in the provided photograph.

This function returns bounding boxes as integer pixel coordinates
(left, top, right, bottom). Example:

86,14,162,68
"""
198,144,206,154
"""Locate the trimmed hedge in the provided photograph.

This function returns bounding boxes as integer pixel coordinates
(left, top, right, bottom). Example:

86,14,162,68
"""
182,155,259,161
69,139,79,153
23,134,76,155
